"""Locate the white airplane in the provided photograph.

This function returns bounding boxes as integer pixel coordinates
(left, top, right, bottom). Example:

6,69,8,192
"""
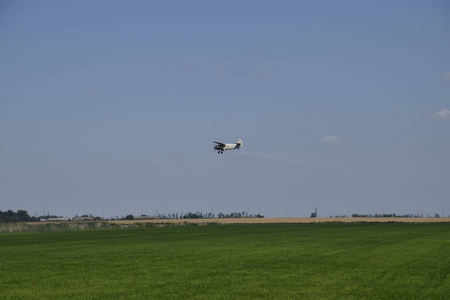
213,139,243,154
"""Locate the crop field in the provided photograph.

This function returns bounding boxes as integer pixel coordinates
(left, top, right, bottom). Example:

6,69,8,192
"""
1,223,449,299
109,217,450,225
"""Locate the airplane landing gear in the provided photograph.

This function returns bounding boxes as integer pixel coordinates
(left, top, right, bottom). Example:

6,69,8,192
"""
213,147,224,154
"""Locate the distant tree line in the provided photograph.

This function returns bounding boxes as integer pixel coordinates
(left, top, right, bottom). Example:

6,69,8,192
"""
0,210,42,222
217,211,264,218
351,213,426,218
118,211,264,220
0,209,264,222
173,211,264,219
4,209,444,222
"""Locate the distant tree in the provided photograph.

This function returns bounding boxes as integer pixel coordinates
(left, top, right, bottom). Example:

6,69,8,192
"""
124,215,134,220
17,210,29,220
0,209,36,222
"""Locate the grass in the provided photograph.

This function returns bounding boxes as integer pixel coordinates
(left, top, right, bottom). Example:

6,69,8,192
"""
0,221,116,234
0,223,449,299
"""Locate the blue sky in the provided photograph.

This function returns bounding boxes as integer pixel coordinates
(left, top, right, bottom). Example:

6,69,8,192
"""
1,0,449,218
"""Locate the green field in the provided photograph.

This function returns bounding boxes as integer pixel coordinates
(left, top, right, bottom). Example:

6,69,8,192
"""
1,223,449,299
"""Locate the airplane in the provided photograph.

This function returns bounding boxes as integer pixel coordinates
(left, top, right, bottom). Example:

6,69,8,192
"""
213,139,243,154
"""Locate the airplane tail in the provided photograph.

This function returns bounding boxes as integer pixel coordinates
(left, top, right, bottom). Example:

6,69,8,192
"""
237,139,243,148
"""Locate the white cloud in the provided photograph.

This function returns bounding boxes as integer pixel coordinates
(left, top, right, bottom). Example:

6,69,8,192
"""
428,109,450,121
321,135,342,143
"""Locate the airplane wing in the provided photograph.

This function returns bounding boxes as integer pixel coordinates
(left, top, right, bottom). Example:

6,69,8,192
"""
214,141,226,146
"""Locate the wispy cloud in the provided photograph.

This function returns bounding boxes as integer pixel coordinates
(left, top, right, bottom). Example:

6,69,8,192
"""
321,135,343,143
238,151,323,166
428,109,450,121
211,66,276,78
172,66,276,78
445,72,450,79
212,66,276,78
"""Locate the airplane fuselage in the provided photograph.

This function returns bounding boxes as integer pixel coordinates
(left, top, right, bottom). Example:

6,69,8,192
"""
213,139,243,154
223,143,239,150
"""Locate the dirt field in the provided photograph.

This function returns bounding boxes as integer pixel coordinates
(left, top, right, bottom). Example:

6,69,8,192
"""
109,217,450,225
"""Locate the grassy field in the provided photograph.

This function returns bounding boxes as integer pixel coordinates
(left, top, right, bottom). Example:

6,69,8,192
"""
1,223,449,299
108,217,450,225
3,217,449,234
